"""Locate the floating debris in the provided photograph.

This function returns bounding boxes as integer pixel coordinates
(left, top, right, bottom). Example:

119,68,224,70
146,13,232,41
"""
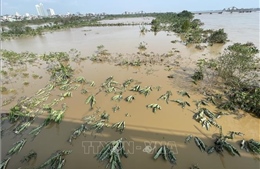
146,104,161,113
112,121,125,133
96,138,127,169
37,150,72,169
0,157,11,169
21,150,37,163
125,95,135,102
68,124,88,144
171,99,190,108
7,138,27,156
85,95,96,109
154,145,176,165
194,137,206,152
158,91,172,104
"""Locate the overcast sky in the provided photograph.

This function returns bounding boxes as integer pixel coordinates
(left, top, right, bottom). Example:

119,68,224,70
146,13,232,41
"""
1,0,259,15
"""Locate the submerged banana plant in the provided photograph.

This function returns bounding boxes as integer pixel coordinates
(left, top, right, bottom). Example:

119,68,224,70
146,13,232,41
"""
209,132,241,156
171,99,190,108
240,139,260,154
102,76,118,88
47,104,67,123
100,112,110,121
130,85,141,92
194,100,208,109
7,138,27,156
21,150,37,163
0,157,11,169
154,145,176,164
193,108,221,131
105,87,116,93
158,91,172,104
111,94,123,101
37,150,72,169
85,95,96,109
29,119,50,138
139,86,152,97
75,76,86,84
125,95,135,102
61,92,72,98
224,131,244,140
68,124,88,144
87,81,95,87
81,88,88,94
13,118,34,134
123,79,133,88
91,120,107,133
194,137,206,152
177,90,190,98
112,105,120,112
112,121,125,133
146,104,161,113
96,138,127,169
185,135,193,143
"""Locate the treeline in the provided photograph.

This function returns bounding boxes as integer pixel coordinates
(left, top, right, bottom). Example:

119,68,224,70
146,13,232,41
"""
149,11,227,44
1,11,228,43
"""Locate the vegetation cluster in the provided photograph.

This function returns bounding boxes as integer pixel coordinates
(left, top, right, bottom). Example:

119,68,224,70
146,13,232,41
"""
192,43,260,117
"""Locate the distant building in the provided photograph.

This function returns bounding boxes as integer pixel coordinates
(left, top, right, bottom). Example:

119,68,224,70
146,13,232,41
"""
15,12,20,16
35,3,46,16
47,8,55,16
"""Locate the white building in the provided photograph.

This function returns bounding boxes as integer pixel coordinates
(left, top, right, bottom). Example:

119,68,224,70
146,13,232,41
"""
35,3,46,16
47,8,55,16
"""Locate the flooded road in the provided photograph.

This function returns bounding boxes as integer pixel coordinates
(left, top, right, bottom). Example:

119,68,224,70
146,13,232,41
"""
1,16,260,169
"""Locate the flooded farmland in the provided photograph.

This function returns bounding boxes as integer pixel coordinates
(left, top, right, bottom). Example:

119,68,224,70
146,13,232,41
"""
1,14,260,169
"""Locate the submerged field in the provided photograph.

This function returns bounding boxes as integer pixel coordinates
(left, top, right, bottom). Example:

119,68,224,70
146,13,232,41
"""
1,17,260,169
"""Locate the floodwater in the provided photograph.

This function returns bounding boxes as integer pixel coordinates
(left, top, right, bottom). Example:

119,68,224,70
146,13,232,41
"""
195,12,260,47
1,14,260,169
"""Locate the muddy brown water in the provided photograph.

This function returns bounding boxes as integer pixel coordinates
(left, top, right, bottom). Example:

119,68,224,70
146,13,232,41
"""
1,24,260,169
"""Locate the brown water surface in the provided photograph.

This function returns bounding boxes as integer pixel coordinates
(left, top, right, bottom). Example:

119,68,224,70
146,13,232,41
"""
1,20,259,169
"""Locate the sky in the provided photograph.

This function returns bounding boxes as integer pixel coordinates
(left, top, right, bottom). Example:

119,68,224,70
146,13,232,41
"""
1,0,259,15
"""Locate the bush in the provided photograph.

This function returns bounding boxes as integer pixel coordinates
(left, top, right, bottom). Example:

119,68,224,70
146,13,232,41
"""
208,29,227,43
216,42,259,86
